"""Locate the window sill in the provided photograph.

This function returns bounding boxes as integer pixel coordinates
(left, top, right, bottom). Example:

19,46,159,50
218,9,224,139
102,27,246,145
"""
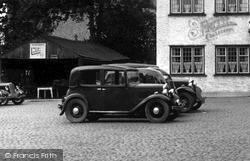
170,74,207,77
214,73,250,76
168,13,206,17
214,12,250,16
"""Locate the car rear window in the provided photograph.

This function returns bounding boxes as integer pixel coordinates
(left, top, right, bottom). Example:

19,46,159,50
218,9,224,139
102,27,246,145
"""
79,70,101,85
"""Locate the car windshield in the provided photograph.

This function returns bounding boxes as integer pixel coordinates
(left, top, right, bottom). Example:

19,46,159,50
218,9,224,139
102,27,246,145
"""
127,71,139,84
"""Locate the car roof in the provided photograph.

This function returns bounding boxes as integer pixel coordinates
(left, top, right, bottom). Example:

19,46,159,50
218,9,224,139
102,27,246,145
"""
0,82,12,86
107,63,159,68
72,65,138,73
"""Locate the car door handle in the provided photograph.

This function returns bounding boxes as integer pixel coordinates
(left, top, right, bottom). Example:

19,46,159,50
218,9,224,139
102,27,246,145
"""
102,88,106,91
97,88,102,91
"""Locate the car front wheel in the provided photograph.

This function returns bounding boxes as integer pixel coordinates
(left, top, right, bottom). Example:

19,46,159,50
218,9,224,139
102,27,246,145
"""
179,92,194,113
145,99,170,123
12,98,24,105
65,98,88,123
192,102,202,111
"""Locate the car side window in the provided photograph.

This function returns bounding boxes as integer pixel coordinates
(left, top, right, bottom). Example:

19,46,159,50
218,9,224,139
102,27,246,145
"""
79,70,101,85
104,71,125,86
127,71,139,84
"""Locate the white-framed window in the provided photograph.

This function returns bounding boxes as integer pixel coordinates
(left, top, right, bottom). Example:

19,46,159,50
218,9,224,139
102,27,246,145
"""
216,0,249,13
171,0,204,13
170,46,205,75
216,46,249,74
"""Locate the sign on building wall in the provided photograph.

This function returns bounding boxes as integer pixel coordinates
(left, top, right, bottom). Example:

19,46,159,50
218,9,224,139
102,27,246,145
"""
30,43,46,59
188,17,237,40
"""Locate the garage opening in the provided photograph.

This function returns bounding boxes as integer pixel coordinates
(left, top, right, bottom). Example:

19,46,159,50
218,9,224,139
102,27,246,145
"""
1,59,78,98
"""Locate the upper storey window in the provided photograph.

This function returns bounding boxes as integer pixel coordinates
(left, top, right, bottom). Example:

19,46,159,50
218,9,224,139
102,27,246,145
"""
216,0,249,13
171,0,204,14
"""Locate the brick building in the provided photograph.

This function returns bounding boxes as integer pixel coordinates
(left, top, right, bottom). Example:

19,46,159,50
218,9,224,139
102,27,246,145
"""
157,0,250,93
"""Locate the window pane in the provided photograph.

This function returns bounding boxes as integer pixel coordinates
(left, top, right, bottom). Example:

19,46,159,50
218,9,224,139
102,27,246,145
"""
104,71,115,85
172,48,181,56
80,70,100,85
216,47,227,73
172,0,181,13
171,48,181,74
183,0,192,13
228,47,237,73
183,48,192,73
228,0,237,12
239,0,248,12
194,0,203,13
216,0,226,12
239,47,249,73
105,71,125,85
127,71,139,84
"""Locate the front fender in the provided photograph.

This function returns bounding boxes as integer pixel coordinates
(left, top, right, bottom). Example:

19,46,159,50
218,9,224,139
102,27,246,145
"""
59,93,88,116
130,93,171,113
176,86,196,97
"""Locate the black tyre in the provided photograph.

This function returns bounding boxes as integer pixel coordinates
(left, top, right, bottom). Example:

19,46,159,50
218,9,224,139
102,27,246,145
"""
87,114,101,122
192,102,202,111
65,98,88,123
1,97,9,105
12,98,24,105
145,99,170,123
179,92,194,113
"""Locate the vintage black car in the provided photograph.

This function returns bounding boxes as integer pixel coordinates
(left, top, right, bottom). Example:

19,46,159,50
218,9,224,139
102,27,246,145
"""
58,65,183,123
0,82,25,105
108,63,205,112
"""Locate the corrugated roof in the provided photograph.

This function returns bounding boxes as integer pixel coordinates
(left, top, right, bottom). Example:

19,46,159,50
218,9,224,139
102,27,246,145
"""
42,36,129,61
1,35,130,62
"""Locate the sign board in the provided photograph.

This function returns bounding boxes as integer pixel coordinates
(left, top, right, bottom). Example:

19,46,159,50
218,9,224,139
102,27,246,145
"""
30,43,46,59
50,55,58,59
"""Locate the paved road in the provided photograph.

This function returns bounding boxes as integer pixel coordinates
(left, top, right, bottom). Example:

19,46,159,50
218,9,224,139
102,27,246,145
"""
0,97,249,161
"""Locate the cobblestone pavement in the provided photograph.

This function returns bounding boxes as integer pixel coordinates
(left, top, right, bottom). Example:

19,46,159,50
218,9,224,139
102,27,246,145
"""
0,97,249,161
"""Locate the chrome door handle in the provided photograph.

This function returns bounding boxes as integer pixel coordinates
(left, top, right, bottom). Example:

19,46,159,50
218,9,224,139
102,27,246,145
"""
97,88,102,91
102,88,106,91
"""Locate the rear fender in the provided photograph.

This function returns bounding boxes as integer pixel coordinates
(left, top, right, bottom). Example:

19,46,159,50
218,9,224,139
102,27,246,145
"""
130,94,171,113
60,93,88,116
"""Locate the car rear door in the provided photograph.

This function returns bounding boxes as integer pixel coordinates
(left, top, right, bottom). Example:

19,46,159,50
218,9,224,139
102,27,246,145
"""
102,70,133,112
78,69,104,110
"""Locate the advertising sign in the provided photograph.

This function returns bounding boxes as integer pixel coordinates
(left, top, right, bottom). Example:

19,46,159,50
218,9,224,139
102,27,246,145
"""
30,43,46,59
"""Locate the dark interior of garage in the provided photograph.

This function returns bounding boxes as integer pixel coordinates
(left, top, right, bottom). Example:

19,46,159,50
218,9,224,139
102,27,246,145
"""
1,59,78,98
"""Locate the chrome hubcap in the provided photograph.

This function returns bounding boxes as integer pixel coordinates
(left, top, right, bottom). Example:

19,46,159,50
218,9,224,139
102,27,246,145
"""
73,107,79,115
153,107,160,114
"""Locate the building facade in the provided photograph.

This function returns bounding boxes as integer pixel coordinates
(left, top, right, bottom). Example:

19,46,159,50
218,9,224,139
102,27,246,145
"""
157,0,250,93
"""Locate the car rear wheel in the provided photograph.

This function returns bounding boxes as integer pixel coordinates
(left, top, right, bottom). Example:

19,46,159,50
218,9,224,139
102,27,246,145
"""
12,98,24,105
179,92,194,113
145,99,169,123
65,98,88,123
1,97,9,105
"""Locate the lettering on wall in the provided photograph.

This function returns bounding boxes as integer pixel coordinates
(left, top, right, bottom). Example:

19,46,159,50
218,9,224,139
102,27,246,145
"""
188,17,237,40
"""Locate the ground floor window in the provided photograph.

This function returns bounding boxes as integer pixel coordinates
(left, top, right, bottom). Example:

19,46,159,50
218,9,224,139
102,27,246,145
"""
216,46,249,74
170,46,205,75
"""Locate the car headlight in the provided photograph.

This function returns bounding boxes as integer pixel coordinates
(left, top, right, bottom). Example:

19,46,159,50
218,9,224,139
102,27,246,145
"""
162,89,167,94
188,79,197,86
